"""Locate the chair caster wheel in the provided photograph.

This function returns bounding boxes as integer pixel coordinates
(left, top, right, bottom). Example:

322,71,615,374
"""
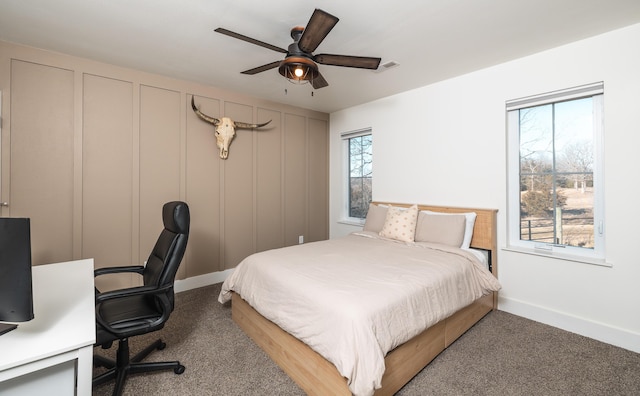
157,342,166,350
175,365,185,374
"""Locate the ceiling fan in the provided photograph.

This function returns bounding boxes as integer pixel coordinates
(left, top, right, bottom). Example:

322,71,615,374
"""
215,8,381,89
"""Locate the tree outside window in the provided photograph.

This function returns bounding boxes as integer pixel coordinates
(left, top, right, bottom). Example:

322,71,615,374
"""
348,134,372,219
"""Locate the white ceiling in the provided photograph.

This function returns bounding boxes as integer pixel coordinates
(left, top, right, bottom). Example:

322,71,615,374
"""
1,0,640,113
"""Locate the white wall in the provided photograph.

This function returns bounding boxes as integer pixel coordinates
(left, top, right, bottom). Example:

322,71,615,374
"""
329,23,640,353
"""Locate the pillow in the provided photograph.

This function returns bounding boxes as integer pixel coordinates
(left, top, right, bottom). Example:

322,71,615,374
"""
415,212,466,247
379,204,418,242
363,204,388,233
421,210,477,249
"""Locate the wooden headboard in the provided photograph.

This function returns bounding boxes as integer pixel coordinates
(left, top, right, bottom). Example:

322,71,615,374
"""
372,202,498,277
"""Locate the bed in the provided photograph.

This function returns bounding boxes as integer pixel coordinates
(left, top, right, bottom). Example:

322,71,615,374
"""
219,202,500,396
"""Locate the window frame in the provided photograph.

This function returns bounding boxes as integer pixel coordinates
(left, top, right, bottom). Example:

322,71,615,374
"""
341,128,372,225
506,82,606,265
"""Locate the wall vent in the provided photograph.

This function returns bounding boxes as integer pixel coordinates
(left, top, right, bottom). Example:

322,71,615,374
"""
375,60,400,73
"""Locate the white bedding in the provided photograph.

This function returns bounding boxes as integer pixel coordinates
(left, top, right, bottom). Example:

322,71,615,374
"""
219,231,501,396
465,247,489,269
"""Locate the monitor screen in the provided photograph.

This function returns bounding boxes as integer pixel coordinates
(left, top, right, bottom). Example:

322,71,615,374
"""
0,218,34,323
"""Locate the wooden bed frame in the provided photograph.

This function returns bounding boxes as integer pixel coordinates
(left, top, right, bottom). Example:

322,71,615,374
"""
230,203,498,395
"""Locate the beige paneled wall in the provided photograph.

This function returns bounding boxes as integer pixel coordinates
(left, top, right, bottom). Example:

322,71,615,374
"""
308,118,329,242
82,74,134,289
9,60,75,265
221,101,255,270
283,114,307,246
255,108,283,252
0,41,329,290
185,95,222,278
139,86,182,275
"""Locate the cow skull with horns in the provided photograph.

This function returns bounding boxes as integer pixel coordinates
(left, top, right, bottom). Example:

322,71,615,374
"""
191,97,271,159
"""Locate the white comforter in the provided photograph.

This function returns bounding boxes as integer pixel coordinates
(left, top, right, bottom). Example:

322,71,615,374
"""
219,232,501,396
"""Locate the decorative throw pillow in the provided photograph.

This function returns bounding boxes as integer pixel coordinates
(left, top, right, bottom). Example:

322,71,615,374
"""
415,212,466,247
379,204,418,242
363,204,388,233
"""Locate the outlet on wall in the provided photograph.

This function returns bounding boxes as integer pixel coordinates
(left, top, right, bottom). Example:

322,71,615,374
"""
298,235,304,244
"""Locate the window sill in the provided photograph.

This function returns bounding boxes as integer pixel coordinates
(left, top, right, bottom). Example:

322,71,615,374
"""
502,246,612,267
338,218,365,227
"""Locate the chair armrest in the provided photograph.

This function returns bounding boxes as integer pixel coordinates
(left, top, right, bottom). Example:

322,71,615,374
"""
95,283,172,304
94,265,145,278
95,284,174,338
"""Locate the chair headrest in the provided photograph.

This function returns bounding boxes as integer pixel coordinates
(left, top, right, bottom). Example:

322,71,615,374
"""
162,201,190,234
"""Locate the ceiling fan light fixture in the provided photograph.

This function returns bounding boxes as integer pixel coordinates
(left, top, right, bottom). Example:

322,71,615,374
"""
279,57,319,85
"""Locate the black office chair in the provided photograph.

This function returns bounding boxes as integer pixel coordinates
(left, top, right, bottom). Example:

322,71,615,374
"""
93,201,190,396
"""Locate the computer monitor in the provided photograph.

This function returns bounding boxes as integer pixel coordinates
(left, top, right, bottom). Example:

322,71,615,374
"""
0,217,34,335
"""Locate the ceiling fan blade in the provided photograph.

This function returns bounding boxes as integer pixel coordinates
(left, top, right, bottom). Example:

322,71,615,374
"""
314,54,381,70
241,61,282,75
298,9,339,53
312,72,329,89
215,28,287,53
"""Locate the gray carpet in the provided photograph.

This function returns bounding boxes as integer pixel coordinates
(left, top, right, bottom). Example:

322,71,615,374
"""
93,283,640,395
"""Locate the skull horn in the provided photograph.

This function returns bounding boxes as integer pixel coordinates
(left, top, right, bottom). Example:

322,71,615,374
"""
235,119,272,129
191,97,271,129
191,96,220,125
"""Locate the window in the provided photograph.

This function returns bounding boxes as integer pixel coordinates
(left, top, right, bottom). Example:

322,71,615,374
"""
342,129,372,220
506,82,605,263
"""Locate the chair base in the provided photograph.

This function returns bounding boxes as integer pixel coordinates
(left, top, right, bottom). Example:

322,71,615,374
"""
93,338,185,396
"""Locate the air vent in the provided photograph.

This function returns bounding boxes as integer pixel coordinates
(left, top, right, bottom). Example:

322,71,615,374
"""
375,60,400,73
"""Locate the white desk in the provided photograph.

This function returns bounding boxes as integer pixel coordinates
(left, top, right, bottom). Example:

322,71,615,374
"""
0,259,96,396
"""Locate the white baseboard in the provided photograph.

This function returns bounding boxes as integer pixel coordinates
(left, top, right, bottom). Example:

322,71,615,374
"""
499,296,640,353
174,269,234,293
